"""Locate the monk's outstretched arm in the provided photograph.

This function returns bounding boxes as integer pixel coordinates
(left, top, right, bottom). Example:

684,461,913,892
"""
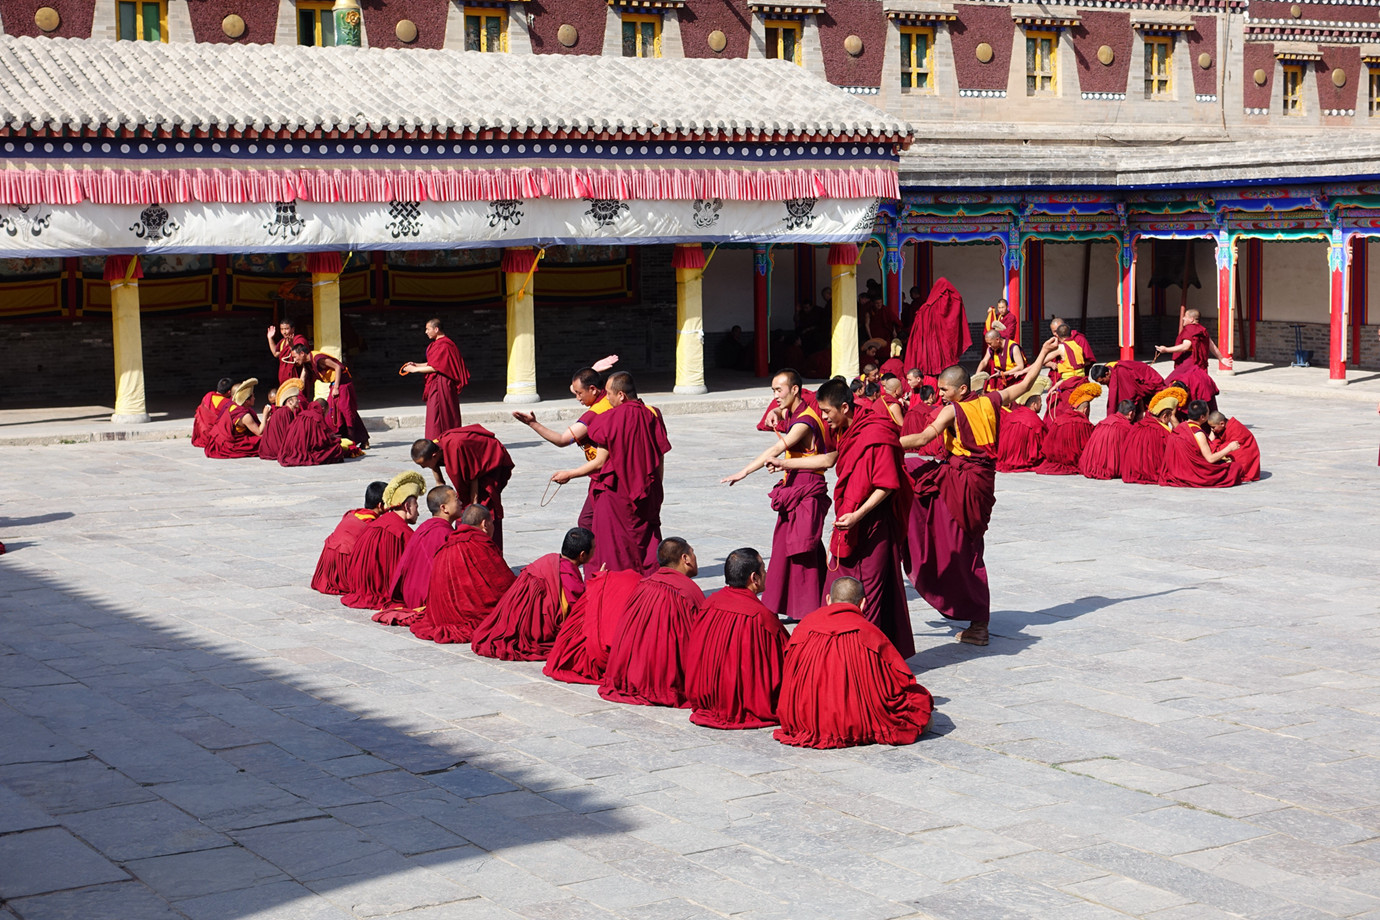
1155,341,1191,357
1206,337,1225,361
766,449,837,473
402,361,435,375
899,404,955,449
836,487,890,530
513,412,587,448
723,421,810,484
997,339,1060,408
552,447,607,483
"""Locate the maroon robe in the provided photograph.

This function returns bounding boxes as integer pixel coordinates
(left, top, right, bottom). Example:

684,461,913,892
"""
574,394,614,529
904,278,972,376
763,402,830,621
1160,422,1244,488
902,398,945,459
278,402,345,467
257,404,296,462
1210,418,1260,482
544,570,643,685
1105,360,1164,417
684,587,788,730
435,425,514,551
1164,322,1220,409
1035,410,1094,475
409,525,515,644
340,512,413,610
471,554,585,661
773,603,932,749
587,400,672,574
373,516,454,625
599,567,706,708
1079,413,1133,480
995,405,1044,473
1072,330,1096,365
203,405,260,459
306,353,369,448
311,508,379,594
273,334,310,385
423,334,469,440
191,392,232,448
880,356,905,380
1121,417,1173,485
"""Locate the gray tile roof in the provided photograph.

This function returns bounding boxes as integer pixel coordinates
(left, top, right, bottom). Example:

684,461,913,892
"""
0,35,912,143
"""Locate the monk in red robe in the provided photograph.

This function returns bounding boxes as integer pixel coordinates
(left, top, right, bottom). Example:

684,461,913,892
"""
514,361,617,529
291,345,369,449
311,481,386,594
191,378,234,448
409,505,516,644
768,379,915,657
985,298,1016,343
545,569,643,685
1041,323,1090,427
685,548,789,730
905,278,972,380
278,399,346,467
471,528,593,661
412,425,514,551
1048,316,1096,366
1121,387,1186,484
1036,381,1100,475
402,317,470,440
203,378,263,459
773,577,932,749
554,372,671,575
1208,412,1261,482
257,381,302,463
267,318,309,387
723,369,830,622
1080,399,1136,480
1090,360,1163,419
880,340,906,380
996,391,1046,473
1155,309,1223,410
374,486,461,626
879,375,907,427
902,341,1058,646
902,383,945,460
599,538,706,708
341,471,423,610
1160,400,1244,488
976,329,1026,392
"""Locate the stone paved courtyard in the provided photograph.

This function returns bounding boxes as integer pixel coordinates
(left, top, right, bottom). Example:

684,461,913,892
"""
1,390,1378,920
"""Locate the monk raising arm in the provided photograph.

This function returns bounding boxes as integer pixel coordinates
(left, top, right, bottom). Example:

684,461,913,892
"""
722,420,813,484
516,413,591,449
902,338,1058,450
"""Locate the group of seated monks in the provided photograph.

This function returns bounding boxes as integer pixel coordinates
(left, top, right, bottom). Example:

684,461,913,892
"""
191,377,361,465
310,471,932,749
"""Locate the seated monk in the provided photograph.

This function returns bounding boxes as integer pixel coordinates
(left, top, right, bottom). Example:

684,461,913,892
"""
374,486,460,626
279,399,347,467
257,381,302,463
684,548,789,730
471,527,594,661
544,569,644,685
340,471,423,610
1080,399,1136,480
599,537,706,708
1035,381,1100,475
1160,400,1245,489
1207,411,1260,482
1121,387,1186,484
311,481,386,594
409,505,516,644
878,375,906,427
997,391,1046,473
203,378,263,459
902,383,944,460
773,577,933,749
191,377,234,448
1089,360,1163,419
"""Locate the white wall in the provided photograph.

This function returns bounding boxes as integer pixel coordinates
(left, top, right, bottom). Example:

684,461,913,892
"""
1367,240,1380,317
1134,238,1221,319
1042,241,1121,319
1259,240,1329,323
931,242,1004,320
702,248,756,333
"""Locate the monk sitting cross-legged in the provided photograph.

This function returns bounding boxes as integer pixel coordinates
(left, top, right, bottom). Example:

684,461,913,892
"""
203,378,263,459
471,527,594,662
278,399,347,467
1121,386,1186,485
773,576,933,750
1080,399,1137,480
340,471,424,610
412,425,514,552
1159,400,1244,489
409,505,516,645
599,537,707,708
1035,381,1100,475
191,377,235,448
996,390,1046,473
1208,411,1261,483
311,481,386,595
373,486,460,627
257,381,302,463
684,548,789,730
544,568,644,686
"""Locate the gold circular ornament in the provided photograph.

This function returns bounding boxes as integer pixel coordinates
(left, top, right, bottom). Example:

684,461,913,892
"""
707,29,726,52
1253,68,1267,85
1198,52,1212,69
1289,3,1302,17
1333,67,1347,87
843,34,863,56
221,13,245,38
1097,44,1114,65
395,18,417,42
558,23,577,47
34,6,60,30
975,42,994,63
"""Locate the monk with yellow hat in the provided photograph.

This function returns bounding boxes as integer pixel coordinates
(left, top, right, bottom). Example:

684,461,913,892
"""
342,471,424,610
259,380,303,463
1035,381,1100,475
1121,386,1187,484
203,378,263,459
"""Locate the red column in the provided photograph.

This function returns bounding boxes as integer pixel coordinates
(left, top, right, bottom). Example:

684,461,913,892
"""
1349,236,1367,366
1119,236,1136,361
1215,233,1235,372
372,251,386,307
753,245,770,377
1004,240,1021,349
213,254,229,311
1329,233,1348,380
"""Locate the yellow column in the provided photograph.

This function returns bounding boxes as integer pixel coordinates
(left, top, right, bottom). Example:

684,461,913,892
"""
109,257,149,424
503,247,540,404
674,243,707,395
829,244,859,380
311,271,342,362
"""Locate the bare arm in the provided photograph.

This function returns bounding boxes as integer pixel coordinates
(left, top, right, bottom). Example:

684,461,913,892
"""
241,412,263,436
723,421,810,484
766,449,838,473
513,412,586,448
976,350,992,374
1206,337,1224,361
266,326,281,360
1196,430,1238,463
1155,341,1192,357
402,362,435,375
899,404,955,450
886,401,905,427
835,487,891,530
997,339,1060,408
553,447,607,483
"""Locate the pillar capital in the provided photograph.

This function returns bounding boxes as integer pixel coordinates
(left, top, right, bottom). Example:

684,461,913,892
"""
502,246,539,275
827,243,859,267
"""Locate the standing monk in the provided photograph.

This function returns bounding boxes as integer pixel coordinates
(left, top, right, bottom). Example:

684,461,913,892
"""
411,425,514,551
1089,360,1163,419
902,340,1058,646
1207,411,1261,482
513,362,617,529
1155,309,1223,410
905,278,972,385
311,481,387,594
402,318,470,440
722,369,830,621
291,344,369,449
985,297,1016,343
203,378,263,459
767,379,915,657
191,377,235,448
553,372,671,575
267,318,309,387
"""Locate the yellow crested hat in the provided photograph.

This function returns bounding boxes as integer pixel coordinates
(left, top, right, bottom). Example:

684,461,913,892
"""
1069,381,1103,408
383,471,426,509
230,378,257,406
1149,385,1189,415
1018,391,1042,410
275,379,304,405
969,371,990,391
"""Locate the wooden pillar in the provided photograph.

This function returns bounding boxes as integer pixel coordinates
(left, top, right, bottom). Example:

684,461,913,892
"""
104,255,149,424
1119,235,1136,361
753,244,770,377
502,246,541,403
1214,232,1236,373
1245,238,1262,358
1349,235,1367,366
371,251,387,308
1004,239,1022,351
673,243,707,394
912,240,932,295
306,252,344,362
213,254,230,311
794,243,815,310
1328,230,1348,382
828,243,859,379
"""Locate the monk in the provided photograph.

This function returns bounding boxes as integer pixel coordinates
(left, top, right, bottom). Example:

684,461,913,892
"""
409,505,516,644
902,339,1058,646
1049,315,1095,365
996,391,1046,473
341,471,423,610
902,383,944,461
291,344,369,449
976,329,1026,392
191,378,234,448
1036,381,1100,475
412,425,514,551
880,340,906,380
723,369,829,622
1208,411,1261,482
599,537,706,708
684,548,788,730
1041,323,1089,425
878,375,907,427
544,569,644,685
373,486,460,626
513,361,617,528
257,381,302,463
772,577,932,749
905,278,972,381
472,527,594,661
554,372,671,575
767,378,915,657
985,297,1017,343
1155,309,1223,409
1090,360,1163,419
1080,399,1137,480
203,378,263,459
402,317,470,440
311,481,387,594
1121,387,1186,485
278,399,346,467
1160,400,1244,488
267,318,309,386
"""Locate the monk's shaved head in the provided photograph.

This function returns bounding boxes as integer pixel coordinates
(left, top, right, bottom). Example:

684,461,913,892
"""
291,343,311,355
1089,364,1109,384
606,371,637,399
216,377,234,394
426,485,456,515
1185,399,1209,421
657,537,693,568
815,378,853,410
828,576,865,607
572,367,603,390
1206,410,1229,426
724,548,764,589
411,439,441,463
938,365,970,389
461,504,492,527
426,317,442,331
1184,309,1200,322
1117,399,1137,415
1056,324,1072,339
364,481,388,510
773,368,803,390
562,527,595,559
985,329,1002,344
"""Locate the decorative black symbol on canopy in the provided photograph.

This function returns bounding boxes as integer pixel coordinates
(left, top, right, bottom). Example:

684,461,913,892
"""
264,202,305,238
584,198,629,228
782,198,818,231
692,198,722,228
130,204,179,239
487,199,524,230
386,200,423,238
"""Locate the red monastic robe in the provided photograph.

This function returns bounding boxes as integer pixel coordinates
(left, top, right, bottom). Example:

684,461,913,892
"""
423,334,469,440
576,393,613,529
545,570,643,685
409,525,515,644
1079,413,1133,480
773,603,932,750
203,405,260,459
306,352,369,448
311,508,379,594
1210,418,1261,482
278,402,345,467
995,405,1045,473
191,392,231,448
1160,422,1244,488
904,278,972,376
340,512,413,610
1035,410,1094,475
273,334,309,385
437,425,514,551
373,516,454,625
599,568,706,708
1165,322,1219,408
1105,360,1164,417
587,400,672,575
684,587,789,730
1121,416,1173,485
902,397,945,459
257,404,296,462
763,401,831,621
471,554,586,661
983,340,1022,391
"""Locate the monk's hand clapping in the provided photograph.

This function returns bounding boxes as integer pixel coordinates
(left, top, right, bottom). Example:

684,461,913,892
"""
511,410,537,425
400,362,417,374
